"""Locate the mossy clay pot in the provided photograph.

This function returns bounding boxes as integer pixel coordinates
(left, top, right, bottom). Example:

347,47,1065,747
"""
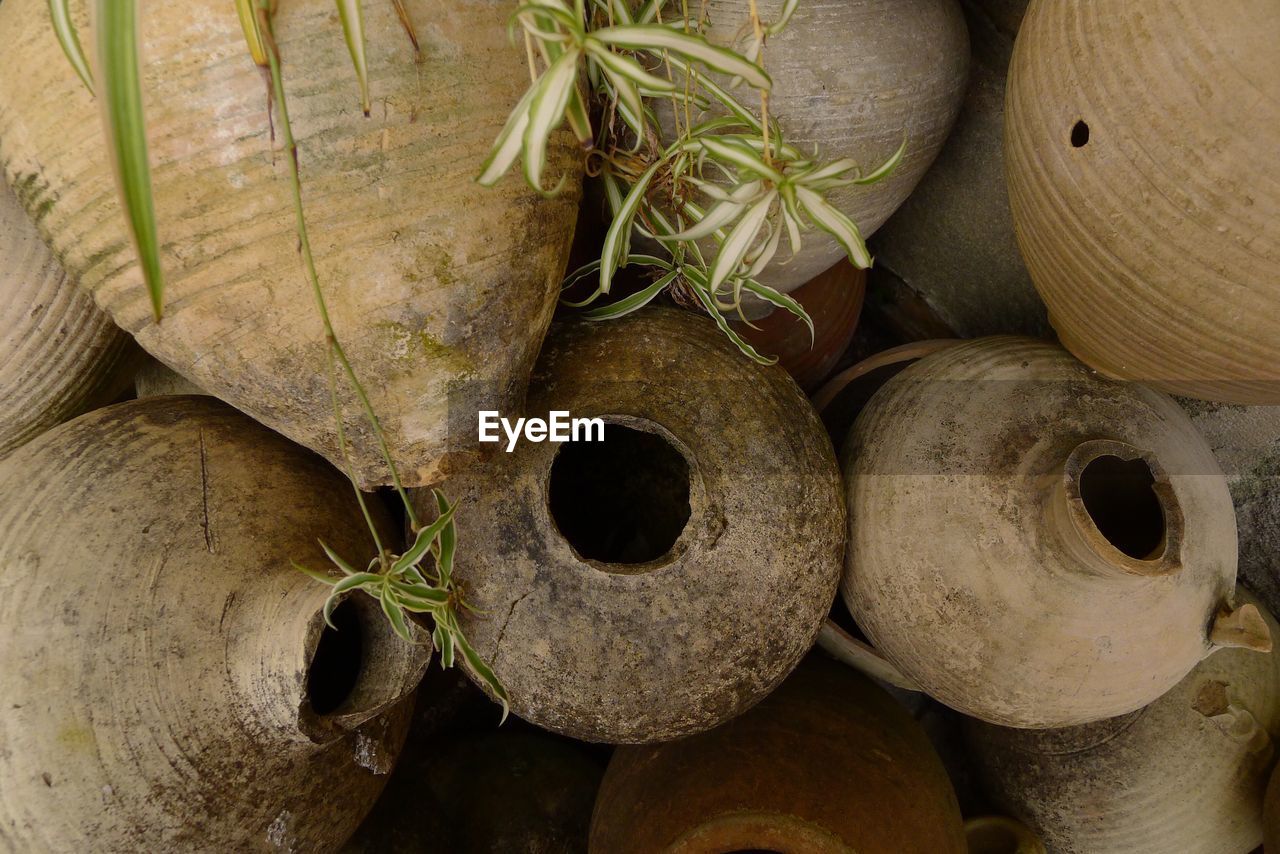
870,0,1047,338
0,172,137,459
343,729,604,853
1005,0,1280,403
658,0,969,293
589,656,967,853
0,0,581,488
410,308,845,743
967,592,1280,854
0,396,430,852
842,336,1269,728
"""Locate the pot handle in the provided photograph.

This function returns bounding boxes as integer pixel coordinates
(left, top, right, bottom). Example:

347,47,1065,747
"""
817,619,921,692
1208,602,1272,655
963,816,1046,854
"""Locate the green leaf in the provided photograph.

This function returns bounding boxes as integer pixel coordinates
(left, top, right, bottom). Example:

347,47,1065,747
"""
477,83,537,187
765,0,800,35
521,46,582,192
796,186,871,268
598,159,662,294
581,269,676,320
292,561,338,586
323,572,384,626
392,497,457,574
592,25,771,90
318,540,361,576
706,190,776,294
49,0,94,94
668,180,761,241
851,136,908,185
741,278,814,344
335,0,371,116
436,623,455,668
455,628,510,723
93,0,165,321
584,41,675,92
431,489,456,586
233,0,268,66
380,589,414,642
697,137,784,184
684,273,777,365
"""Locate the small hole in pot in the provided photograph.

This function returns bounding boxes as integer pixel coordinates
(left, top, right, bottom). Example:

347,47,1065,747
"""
548,423,691,565
1078,455,1165,559
966,821,1025,854
1071,120,1090,147
307,599,363,715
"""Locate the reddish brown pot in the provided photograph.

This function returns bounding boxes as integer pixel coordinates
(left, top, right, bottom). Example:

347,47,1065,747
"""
589,656,966,854
730,260,867,391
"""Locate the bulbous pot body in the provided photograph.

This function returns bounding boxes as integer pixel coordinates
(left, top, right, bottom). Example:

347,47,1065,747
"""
1005,0,1280,403
411,308,845,743
589,656,967,853
842,336,1245,727
661,0,969,293
0,396,429,852
0,173,137,458
0,0,582,487
966,593,1280,854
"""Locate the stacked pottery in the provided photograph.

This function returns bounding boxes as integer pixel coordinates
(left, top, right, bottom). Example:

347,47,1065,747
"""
1005,0,1280,402
411,308,845,743
840,336,1267,728
0,172,137,459
870,0,1047,338
0,0,582,486
966,592,1280,853
0,397,428,851
589,656,967,853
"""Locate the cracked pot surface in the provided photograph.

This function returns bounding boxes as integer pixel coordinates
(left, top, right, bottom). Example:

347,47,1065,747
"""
967,591,1280,854
842,336,1250,727
0,0,581,487
0,396,429,852
411,308,845,743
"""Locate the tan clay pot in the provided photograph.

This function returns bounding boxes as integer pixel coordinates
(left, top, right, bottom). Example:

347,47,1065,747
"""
842,336,1266,727
589,656,966,853
1265,761,1280,851
0,172,136,459
964,816,1045,854
0,0,581,488
661,0,969,293
343,729,604,853
410,308,845,743
133,356,208,398
1005,0,1280,403
966,592,1280,854
0,396,429,852
870,0,1046,338
728,260,866,392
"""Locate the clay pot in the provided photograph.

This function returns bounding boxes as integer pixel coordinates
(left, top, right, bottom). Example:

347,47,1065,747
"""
0,172,137,459
133,356,208,398
1265,762,1280,851
0,396,429,852
660,0,969,293
966,592,1280,854
870,0,1046,338
842,336,1266,727
589,656,966,853
410,308,845,742
0,0,582,488
964,816,1045,854
1005,0,1280,403
344,729,604,853
728,260,866,392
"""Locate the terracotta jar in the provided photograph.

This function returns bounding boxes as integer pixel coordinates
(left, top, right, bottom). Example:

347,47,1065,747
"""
0,396,429,852
967,592,1280,854
1265,762,1280,851
589,656,967,853
344,729,604,853
1005,0,1280,403
659,0,970,293
133,356,208,398
842,336,1267,727
728,260,866,392
411,308,845,743
870,0,1046,338
0,0,581,487
0,172,136,459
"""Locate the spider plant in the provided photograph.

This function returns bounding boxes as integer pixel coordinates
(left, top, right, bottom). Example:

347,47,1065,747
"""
481,0,905,363
53,0,507,718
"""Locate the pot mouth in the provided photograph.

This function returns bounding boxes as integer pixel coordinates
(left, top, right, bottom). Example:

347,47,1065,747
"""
1060,439,1183,576
666,811,852,854
297,593,426,743
545,415,701,575
964,815,1045,854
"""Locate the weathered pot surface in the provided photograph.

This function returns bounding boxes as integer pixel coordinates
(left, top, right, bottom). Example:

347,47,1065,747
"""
842,336,1266,727
133,356,208,398
411,308,845,743
1005,0,1280,403
1265,759,1280,852
655,0,970,293
964,815,1045,854
967,591,1280,854
0,0,581,487
0,171,137,459
589,656,967,853
0,396,429,852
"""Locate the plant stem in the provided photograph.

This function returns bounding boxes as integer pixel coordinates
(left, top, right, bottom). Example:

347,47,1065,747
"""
746,0,771,168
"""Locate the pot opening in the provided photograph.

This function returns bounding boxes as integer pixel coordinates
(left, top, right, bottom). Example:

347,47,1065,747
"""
965,816,1038,854
1077,454,1166,560
548,422,691,565
306,599,364,715
1071,119,1090,147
